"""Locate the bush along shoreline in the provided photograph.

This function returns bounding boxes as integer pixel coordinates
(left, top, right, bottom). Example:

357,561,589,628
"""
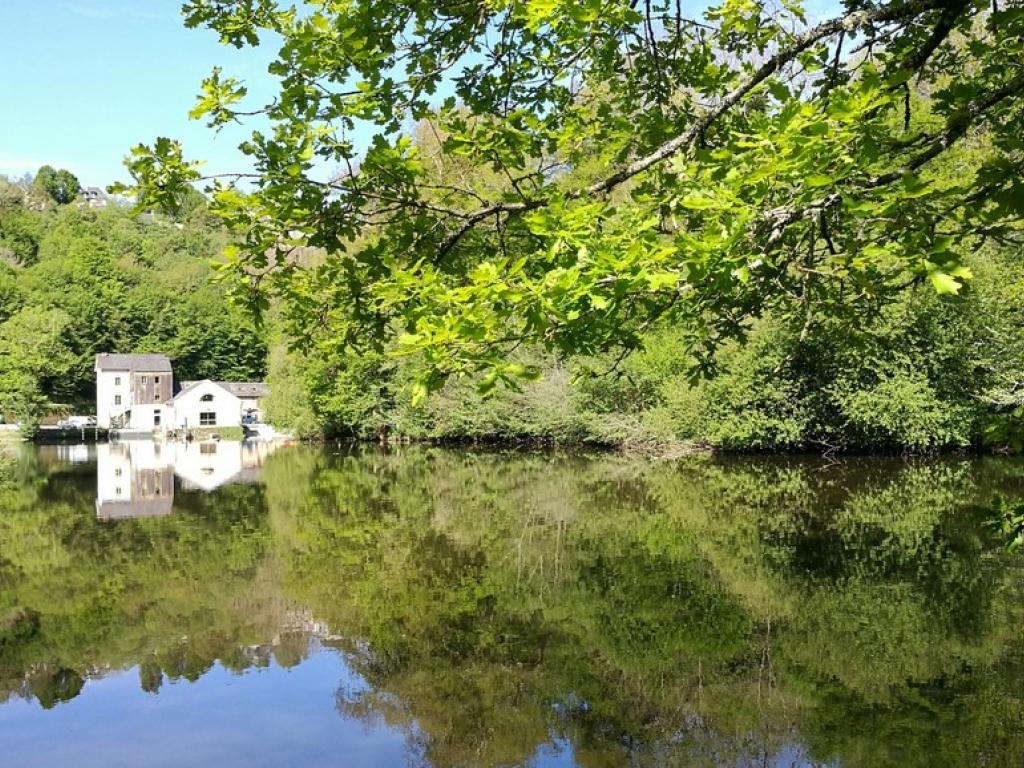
263,246,1024,456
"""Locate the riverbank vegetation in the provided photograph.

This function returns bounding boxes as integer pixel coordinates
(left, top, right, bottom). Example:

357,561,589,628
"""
263,244,1024,451
4,158,1024,451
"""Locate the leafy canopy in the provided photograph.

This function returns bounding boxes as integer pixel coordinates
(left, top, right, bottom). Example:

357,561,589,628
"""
115,0,1024,397
33,165,81,206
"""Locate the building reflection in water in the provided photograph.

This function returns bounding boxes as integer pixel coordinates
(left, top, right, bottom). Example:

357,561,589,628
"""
95,440,280,519
53,443,93,464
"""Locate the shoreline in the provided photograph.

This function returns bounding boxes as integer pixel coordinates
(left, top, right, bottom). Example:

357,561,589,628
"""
6,424,1017,459
300,433,1009,460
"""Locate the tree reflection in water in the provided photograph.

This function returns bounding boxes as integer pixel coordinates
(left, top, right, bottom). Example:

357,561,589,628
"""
1,445,1022,766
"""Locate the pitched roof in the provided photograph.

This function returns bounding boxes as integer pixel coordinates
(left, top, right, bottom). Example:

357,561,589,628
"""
218,382,270,398
174,380,269,401
95,353,172,372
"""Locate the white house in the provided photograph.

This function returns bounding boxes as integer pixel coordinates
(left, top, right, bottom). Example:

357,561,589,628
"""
95,353,269,434
95,353,174,430
80,187,108,208
171,380,270,431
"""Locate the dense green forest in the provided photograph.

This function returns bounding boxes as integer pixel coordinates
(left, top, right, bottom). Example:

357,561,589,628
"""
264,243,1024,451
3,163,1024,452
0,173,266,432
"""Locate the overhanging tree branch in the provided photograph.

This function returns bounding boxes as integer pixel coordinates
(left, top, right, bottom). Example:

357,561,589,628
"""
432,0,947,258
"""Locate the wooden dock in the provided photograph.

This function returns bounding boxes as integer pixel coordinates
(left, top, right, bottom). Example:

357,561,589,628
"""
34,426,110,444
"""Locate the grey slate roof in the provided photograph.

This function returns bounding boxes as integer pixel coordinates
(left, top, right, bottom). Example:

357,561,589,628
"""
176,380,269,400
95,353,172,372
219,382,270,398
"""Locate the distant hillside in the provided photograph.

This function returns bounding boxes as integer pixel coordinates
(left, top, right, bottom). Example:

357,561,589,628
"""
0,175,266,432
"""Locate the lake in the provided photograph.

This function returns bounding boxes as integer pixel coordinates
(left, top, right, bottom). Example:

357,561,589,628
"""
1,442,1022,767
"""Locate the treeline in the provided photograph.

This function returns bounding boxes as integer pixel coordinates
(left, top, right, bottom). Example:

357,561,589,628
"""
0,173,266,431
264,242,1024,452
3,165,1023,453
251,84,1024,454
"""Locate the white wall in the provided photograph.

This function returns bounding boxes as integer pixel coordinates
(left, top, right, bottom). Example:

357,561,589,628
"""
95,369,130,428
96,370,171,430
171,381,243,430
169,440,244,491
130,403,169,432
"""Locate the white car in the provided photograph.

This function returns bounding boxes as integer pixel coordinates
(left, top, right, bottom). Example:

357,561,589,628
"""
57,416,97,429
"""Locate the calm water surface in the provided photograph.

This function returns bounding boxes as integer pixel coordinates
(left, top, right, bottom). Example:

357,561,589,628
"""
1,442,1022,767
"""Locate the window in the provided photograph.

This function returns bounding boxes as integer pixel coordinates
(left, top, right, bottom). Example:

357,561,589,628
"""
141,375,148,384
153,410,161,427
114,468,122,477
154,376,160,385
199,412,216,426
200,394,214,402
200,443,218,455
114,395,122,406
115,487,122,496
114,376,121,386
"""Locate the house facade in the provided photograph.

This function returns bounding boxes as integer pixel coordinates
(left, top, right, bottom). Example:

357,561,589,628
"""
95,353,174,430
170,380,270,431
80,187,108,208
95,353,268,433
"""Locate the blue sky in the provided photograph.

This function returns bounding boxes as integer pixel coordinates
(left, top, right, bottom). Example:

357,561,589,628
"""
0,1,278,187
0,0,843,189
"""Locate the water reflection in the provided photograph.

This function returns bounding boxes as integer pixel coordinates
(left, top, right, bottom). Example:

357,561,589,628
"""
1,447,1022,767
94,439,280,518
52,443,92,465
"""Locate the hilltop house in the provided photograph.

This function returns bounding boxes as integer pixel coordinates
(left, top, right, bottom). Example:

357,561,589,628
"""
95,353,268,432
80,187,108,208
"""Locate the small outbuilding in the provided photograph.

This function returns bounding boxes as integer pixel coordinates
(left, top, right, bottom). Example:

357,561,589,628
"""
170,380,269,431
